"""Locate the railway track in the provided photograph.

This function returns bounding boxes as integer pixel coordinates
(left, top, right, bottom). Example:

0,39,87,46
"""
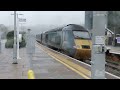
106,54,120,77
36,41,120,79
83,55,120,77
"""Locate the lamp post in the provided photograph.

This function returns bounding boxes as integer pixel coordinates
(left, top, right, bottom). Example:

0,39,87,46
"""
12,11,24,64
13,11,17,64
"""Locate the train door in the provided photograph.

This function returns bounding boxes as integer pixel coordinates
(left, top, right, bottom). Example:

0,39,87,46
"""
41,34,42,43
62,30,68,52
45,33,48,44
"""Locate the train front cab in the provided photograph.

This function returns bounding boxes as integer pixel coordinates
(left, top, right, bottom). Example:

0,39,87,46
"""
73,30,92,60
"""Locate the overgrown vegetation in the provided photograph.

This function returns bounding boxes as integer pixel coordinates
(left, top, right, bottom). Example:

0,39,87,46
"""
108,11,120,34
5,30,26,48
0,24,9,39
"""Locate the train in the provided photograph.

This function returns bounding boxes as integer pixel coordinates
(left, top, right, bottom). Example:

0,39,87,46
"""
36,24,92,60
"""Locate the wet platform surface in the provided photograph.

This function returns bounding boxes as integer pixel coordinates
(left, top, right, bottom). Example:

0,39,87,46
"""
0,40,84,79
32,45,84,79
0,40,30,79
107,45,120,54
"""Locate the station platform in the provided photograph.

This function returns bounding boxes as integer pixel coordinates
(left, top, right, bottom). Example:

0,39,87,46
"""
32,44,84,79
0,40,30,79
0,40,85,79
107,45,120,54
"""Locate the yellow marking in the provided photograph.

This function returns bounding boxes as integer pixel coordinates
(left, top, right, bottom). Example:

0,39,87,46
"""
74,39,92,49
36,43,91,79
28,70,35,79
74,39,92,59
54,53,90,76
48,53,90,79
47,50,91,77
36,43,90,78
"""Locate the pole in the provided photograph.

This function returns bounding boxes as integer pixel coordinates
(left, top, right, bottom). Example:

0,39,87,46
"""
16,14,21,59
17,14,24,59
114,27,116,46
91,11,107,79
28,29,32,69
0,33,1,53
13,11,18,64
85,11,93,30
27,29,35,79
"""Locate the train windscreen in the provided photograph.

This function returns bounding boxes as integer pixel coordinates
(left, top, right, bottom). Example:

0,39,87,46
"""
73,30,91,39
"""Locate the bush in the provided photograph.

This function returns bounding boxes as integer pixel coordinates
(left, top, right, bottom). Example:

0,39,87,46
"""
5,30,26,48
5,39,14,48
19,38,26,48
5,39,26,48
6,31,14,39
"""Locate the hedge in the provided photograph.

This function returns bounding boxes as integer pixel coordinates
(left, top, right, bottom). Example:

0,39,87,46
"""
5,31,26,48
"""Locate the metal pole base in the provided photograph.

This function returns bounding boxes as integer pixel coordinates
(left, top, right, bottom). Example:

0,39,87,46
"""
17,57,21,60
12,58,18,64
12,62,18,64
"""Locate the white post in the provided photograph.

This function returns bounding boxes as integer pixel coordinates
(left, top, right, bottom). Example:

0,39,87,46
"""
16,14,24,59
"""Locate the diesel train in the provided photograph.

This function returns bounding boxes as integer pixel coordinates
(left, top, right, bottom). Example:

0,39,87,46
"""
36,24,92,60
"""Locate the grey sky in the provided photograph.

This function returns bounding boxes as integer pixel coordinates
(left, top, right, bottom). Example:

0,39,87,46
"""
0,11,85,27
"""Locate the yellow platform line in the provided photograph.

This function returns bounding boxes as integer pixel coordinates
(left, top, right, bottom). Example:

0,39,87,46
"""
37,44,91,77
36,43,91,79
47,53,90,79
45,49,91,78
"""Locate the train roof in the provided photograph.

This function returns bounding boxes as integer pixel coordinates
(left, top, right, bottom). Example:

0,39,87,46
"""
64,24,87,31
45,24,87,33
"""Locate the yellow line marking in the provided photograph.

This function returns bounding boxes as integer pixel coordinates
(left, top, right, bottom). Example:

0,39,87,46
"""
36,43,91,79
47,53,90,79
50,52,91,77
36,44,90,77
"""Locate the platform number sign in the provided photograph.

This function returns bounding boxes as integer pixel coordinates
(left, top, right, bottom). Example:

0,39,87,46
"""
19,18,26,22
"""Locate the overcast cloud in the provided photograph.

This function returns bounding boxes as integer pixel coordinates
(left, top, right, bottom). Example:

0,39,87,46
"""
0,11,85,27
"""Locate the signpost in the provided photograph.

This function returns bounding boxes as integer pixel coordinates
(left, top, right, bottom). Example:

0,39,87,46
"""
13,11,17,64
19,18,26,22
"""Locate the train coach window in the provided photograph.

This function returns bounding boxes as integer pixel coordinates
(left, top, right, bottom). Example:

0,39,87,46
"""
48,32,57,43
73,31,90,39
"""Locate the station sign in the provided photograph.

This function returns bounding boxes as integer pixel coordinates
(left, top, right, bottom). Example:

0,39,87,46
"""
95,36,105,45
19,18,26,22
116,37,120,43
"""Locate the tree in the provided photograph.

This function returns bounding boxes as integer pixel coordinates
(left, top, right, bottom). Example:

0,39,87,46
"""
107,11,120,34
5,30,26,48
6,30,14,39
0,24,9,39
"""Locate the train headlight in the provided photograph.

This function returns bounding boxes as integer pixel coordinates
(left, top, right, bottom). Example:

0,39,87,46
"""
73,45,80,49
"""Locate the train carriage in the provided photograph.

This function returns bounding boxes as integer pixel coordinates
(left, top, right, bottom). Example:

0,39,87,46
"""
36,24,92,60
